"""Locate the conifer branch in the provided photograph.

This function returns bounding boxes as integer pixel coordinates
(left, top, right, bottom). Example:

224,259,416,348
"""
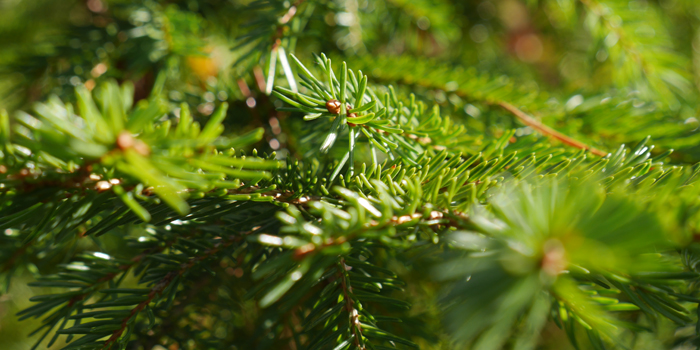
4,3,700,349
338,55,608,156
100,234,240,349
497,101,607,156
339,258,364,349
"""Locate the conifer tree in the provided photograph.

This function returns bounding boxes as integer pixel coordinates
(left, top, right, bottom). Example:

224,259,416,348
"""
2,0,700,349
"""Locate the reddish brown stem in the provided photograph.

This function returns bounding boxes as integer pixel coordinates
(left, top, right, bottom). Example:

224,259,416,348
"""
101,234,243,349
339,258,364,349
497,101,607,157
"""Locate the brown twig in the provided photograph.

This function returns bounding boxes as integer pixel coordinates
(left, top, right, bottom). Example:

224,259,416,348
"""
101,234,244,349
67,254,145,307
361,62,608,157
292,208,469,260
65,238,187,308
497,101,607,157
101,272,177,349
338,258,365,349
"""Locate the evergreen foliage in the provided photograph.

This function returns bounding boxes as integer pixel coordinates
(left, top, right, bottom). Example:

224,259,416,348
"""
2,0,700,349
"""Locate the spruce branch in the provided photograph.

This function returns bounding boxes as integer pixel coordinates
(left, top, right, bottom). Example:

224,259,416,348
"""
337,55,608,156
16,228,196,349
99,233,241,349
434,177,691,347
274,53,471,170
262,138,700,348
22,220,261,350
497,101,607,156
4,3,700,349
233,0,316,85
338,258,365,350
2,79,280,219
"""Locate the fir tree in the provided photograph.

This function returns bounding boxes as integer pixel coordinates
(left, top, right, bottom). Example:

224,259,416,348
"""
2,0,700,349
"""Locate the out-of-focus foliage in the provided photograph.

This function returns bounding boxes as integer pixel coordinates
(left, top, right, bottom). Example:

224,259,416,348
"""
3,0,700,350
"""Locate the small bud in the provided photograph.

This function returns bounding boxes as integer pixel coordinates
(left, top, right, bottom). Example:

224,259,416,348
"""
116,131,134,150
428,211,443,220
293,243,316,260
325,99,341,114
117,131,150,156
347,112,358,127
95,181,111,192
132,140,151,156
394,213,422,224
541,239,567,277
